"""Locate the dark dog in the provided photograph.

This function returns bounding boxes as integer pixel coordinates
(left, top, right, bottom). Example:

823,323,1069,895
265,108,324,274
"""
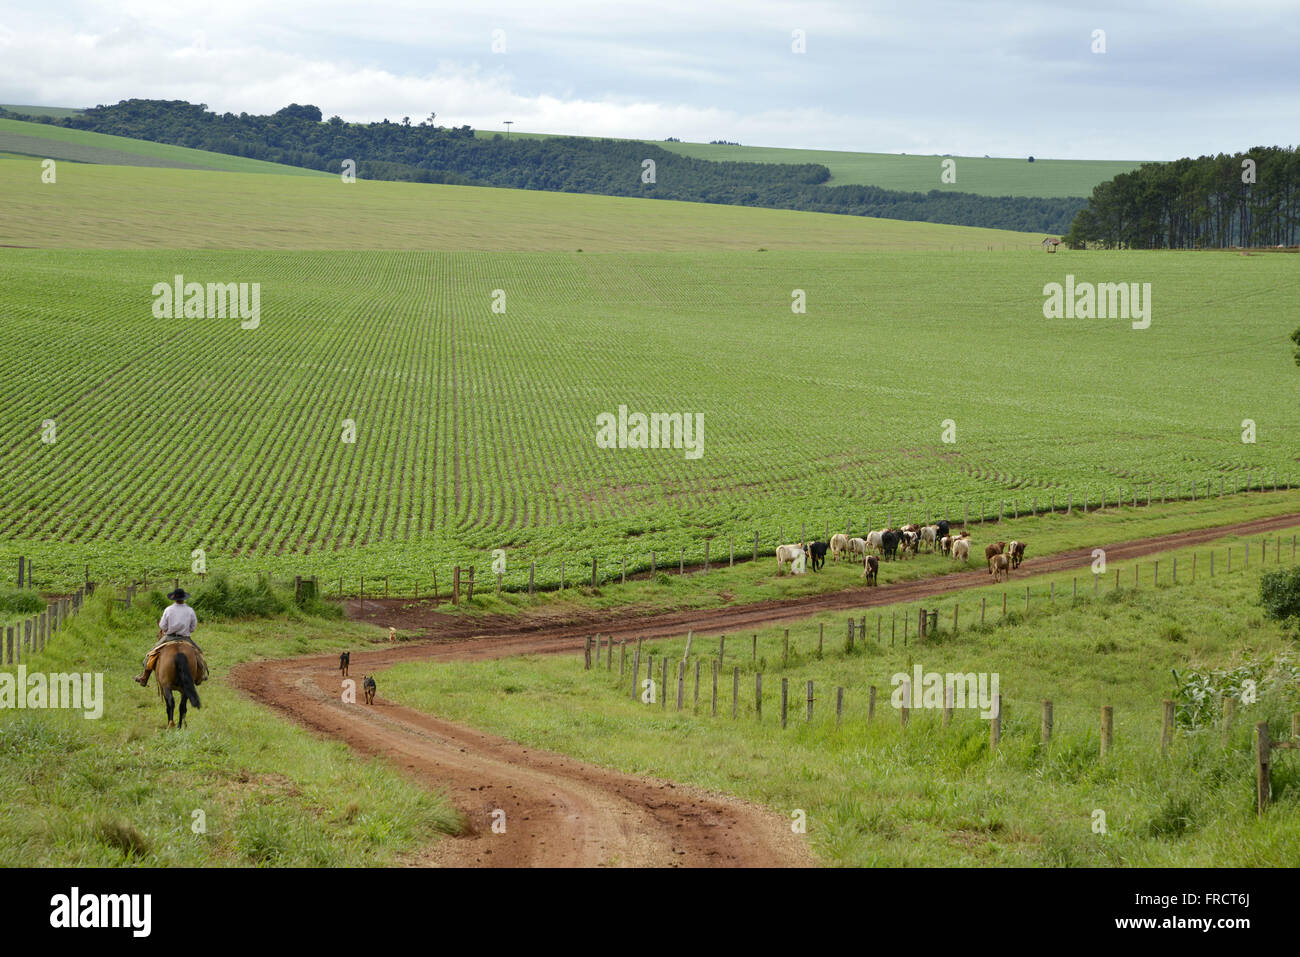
807,540,829,571
362,674,376,705
863,554,879,586
339,651,350,677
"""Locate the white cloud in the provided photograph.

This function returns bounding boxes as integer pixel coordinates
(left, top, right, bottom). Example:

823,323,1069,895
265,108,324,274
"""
0,0,1296,159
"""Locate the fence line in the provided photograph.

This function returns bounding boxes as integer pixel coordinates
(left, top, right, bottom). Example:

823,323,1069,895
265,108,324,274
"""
10,475,1296,599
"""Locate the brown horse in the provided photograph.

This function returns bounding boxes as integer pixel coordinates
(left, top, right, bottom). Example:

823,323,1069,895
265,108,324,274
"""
156,642,202,729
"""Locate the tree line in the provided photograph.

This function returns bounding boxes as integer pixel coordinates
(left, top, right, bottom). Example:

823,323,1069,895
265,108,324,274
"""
1064,147,1300,249
3,100,1083,233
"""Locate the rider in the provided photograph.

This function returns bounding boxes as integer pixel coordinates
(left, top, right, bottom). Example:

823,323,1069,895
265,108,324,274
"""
134,588,205,687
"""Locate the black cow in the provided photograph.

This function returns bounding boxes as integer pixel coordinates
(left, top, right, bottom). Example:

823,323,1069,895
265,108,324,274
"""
807,540,829,571
936,520,950,539
881,530,900,561
863,554,879,585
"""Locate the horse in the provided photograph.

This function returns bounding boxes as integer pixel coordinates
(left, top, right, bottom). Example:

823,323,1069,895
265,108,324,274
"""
156,642,202,729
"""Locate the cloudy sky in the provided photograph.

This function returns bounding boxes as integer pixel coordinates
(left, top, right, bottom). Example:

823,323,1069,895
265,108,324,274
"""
1,0,1295,160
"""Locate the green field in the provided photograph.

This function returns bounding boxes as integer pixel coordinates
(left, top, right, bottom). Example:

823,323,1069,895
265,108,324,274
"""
0,235,1294,589
0,156,1040,251
0,589,458,865
1,105,86,119
0,118,325,176
474,129,1143,198
378,527,1300,865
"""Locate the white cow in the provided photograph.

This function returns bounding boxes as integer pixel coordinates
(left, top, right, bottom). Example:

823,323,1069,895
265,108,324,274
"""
920,525,939,551
776,543,806,573
952,538,970,562
867,529,885,554
848,537,868,559
829,533,850,562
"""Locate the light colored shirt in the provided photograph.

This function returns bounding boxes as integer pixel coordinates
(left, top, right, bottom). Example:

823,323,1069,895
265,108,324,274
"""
159,603,198,637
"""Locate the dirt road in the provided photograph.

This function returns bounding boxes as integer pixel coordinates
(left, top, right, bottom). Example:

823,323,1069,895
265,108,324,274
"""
230,510,1299,867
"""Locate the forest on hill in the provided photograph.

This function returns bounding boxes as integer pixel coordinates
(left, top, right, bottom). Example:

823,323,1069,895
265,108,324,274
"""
2,100,1085,233
1064,147,1300,249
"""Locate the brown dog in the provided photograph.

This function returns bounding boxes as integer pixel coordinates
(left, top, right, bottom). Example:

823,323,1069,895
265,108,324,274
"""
362,674,376,705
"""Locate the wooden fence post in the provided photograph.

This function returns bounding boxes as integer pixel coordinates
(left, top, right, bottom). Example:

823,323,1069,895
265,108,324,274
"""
732,666,739,719
869,685,877,721
806,680,814,722
584,635,592,669
780,678,789,728
631,642,642,699
661,658,668,710
619,640,626,676
712,660,718,716
1100,705,1113,758
755,673,762,721
1042,699,1053,745
900,680,909,728
676,662,684,711
1256,721,1271,815
836,687,844,727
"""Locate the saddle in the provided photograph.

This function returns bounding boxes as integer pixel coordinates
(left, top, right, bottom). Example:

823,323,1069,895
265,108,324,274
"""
148,635,209,683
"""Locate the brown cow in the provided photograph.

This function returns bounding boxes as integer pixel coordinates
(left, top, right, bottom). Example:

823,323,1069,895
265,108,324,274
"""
863,554,879,586
989,553,1010,582
985,541,1006,573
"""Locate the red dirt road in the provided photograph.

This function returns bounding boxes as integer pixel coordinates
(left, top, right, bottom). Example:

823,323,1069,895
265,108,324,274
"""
230,511,1300,868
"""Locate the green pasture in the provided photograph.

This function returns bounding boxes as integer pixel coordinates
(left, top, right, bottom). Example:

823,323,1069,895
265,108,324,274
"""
0,118,325,176
379,526,1300,866
472,128,1143,199
0,588,458,866
0,155,1041,251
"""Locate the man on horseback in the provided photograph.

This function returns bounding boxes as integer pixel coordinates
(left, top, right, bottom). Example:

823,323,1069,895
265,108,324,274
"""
134,588,209,687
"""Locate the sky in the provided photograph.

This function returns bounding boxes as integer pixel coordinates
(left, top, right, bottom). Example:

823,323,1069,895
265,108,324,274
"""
0,0,1296,160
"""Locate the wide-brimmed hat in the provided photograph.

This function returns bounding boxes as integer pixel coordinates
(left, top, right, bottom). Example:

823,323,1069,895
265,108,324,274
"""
168,588,189,601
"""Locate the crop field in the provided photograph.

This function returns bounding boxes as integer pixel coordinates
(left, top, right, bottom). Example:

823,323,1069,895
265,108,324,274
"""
0,118,324,176
472,129,1142,198
0,156,1042,252
0,235,1295,589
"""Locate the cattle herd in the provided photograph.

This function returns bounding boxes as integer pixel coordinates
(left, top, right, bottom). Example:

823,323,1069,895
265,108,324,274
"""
776,522,1027,586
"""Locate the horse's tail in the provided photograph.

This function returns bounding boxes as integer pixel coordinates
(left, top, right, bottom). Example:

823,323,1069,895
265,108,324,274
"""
175,653,201,709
